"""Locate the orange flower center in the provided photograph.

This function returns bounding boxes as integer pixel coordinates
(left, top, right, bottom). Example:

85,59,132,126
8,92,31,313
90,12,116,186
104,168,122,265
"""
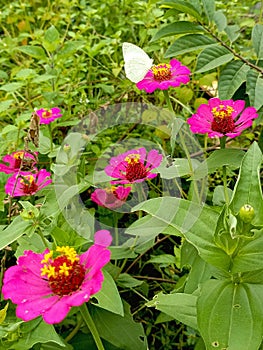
41,246,85,296
123,154,148,182
13,151,24,168
152,63,172,82
211,104,235,134
20,175,38,194
42,109,52,119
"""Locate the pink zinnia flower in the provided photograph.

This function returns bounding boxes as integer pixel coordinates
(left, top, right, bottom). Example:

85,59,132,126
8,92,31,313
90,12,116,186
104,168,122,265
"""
136,59,190,93
35,107,62,124
2,230,112,324
5,169,52,197
187,98,258,138
105,147,163,184
0,151,37,174
91,186,131,209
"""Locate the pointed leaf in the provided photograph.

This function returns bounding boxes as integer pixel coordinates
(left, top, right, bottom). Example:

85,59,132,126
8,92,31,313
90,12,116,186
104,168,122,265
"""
0,216,31,250
16,46,47,59
147,292,198,329
151,21,204,42
196,45,233,73
218,61,250,99
230,142,263,226
198,280,263,350
213,10,227,32
160,0,202,20
165,34,216,57
225,24,240,43
252,24,263,59
246,69,263,110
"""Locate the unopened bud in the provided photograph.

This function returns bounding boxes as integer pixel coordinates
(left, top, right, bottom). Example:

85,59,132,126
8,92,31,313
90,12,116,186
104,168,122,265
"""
239,204,255,223
20,209,35,221
63,143,71,152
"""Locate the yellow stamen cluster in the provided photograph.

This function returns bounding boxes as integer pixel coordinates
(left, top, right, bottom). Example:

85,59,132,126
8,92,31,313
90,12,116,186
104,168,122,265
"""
42,109,52,118
151,63,171,76
20,174,34,185
212,105,234,118
13,151,24,159
124,153,141,164
40,246,79,279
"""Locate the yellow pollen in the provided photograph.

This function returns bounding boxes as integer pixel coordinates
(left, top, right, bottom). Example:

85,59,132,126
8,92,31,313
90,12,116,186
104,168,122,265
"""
13,151,24,159
42,109,52,118
212,105,234,118
59,262,72,276
41,265,55,278
41,251,53,264
152,63,171,75
20,174,34,185
56,246,79,263
125,153,141,164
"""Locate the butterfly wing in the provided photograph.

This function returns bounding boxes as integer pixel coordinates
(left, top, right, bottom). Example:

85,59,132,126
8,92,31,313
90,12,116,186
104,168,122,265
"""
122,42,153,83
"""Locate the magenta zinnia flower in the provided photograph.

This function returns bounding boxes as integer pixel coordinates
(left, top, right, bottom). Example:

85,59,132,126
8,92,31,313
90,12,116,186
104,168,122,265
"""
91,186,131,209
136,59,190,93
0,151,37,174
187,98,258,138
105,147,163,184
5,169,52,197
35,107,62,124
2,230,112,324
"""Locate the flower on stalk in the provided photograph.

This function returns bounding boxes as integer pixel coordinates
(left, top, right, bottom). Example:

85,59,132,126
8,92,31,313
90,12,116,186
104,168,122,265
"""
5,169,52,197
2,230,112,324
35,107,62,124
136,59,190,93
0,151,37,174
187,98,258,138
91,186,131,209
105,147,163,184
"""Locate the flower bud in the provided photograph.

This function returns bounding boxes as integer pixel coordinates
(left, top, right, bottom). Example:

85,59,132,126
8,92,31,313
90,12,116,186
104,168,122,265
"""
20,209,35,221
63,143,71,152
239,204,255,223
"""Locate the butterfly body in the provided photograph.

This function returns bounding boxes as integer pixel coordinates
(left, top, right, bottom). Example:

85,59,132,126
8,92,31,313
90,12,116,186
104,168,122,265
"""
122,42,153,83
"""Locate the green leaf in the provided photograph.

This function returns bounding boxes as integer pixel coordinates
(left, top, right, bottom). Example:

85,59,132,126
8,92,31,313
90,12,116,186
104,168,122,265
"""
151,21,204,42
58,40,86,57
246,69,263,110
195,45,234,73
213,10,227,32
147,292,198,330
0,216,31,250
0,82,23,92
90,303,148,350
193,149,245,180
218,61,250,99
230,142,263,226
252,24,263,59
160,0,202,20
16,45,47,59
0,99,13,113
92,270,124,316
224,24,240,43
117,273,143,288
127,197,231,271
43,25,60,52
200,0,215,22
198,280,263,350
165,34,216,57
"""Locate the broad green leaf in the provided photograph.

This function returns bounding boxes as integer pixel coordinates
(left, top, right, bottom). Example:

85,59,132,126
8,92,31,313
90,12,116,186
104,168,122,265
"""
0,99,13,113
58,40,86,56
213,10,227,32
158,158,200,179
90,303,148,350
181,241,213,293
127,197,231,271
246,69,263,110
147,292,198,330
195,45,233,73
165,34,216,57
198,280,263,350
0,82,23,92
117,273,143,288
0,216,31,250
218,61,250,99
160,0,202,20
230,142,263,226
16,45,47,59
193,149,245,180
200,0,215,22
43,25,60,52
15,68,37,79
92,270,124,316
252,24,263,59
151,21,204,42
224,24,240,42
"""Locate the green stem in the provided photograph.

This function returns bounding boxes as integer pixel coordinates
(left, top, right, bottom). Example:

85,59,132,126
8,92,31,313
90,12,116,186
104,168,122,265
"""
163,90,200,202
113,212,119,247
37,227,49,248
48,123,53,152
220,137,229,205
79,303,105,350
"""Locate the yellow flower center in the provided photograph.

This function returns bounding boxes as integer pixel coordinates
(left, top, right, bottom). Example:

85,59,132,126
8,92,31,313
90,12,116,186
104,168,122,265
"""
151,63,172,82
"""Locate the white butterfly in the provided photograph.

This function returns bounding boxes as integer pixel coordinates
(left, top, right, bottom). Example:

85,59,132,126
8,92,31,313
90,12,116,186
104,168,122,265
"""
122,42,153,83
